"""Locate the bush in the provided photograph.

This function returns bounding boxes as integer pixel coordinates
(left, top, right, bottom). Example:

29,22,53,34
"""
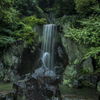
64,5,100,69
74,0,98,15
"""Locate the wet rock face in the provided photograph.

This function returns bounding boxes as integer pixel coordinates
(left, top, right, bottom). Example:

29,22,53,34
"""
55,44,68,76
17,46,41,76
13,67,61,100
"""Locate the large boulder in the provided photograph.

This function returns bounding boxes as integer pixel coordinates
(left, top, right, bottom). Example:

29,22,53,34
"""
63,65,82,88
2,40,26,82
13,67,61,100
2,39,41,82
81,75,98,88
63,65,77,86
62,36,95,88
62,37,87,64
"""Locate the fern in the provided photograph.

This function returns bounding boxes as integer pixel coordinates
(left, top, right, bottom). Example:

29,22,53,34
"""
64,5,100,68
0,36,14,47
83,47,100,59
91,4,100,13
55,15,78,30
21,15,46,27
15,24,37,45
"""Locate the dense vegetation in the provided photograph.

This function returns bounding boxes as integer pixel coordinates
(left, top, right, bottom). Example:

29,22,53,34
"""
1,0,100,73
62,0,100,73
44,0,100,73
0,0,46,55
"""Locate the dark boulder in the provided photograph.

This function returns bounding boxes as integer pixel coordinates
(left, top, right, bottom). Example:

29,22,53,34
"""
0,93,6,100
13,67,62,100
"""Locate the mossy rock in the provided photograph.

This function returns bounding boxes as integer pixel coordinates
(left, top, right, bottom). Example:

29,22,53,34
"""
63,65,77,86
73,59,79,65
82,80,93,87
61,36,85,64
17,95,26,100
81,57,94,74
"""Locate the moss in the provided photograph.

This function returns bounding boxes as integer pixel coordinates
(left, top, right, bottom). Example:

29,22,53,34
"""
63,79,71,85
68,84,73,88
73,59,79,64
80,69,88,74
17,95,26,100
82,80,93,87
61,36,68,53
80,68,93,74
16,25,38,45
74,0,98,15
63,65,77,85
3,52,19,67
15,15,46,46
21,15,46,27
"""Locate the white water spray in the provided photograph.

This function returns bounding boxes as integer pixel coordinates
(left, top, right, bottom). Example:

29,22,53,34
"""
41,24,57,71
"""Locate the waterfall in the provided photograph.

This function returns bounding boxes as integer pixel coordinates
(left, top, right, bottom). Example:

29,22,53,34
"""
41,24,57,71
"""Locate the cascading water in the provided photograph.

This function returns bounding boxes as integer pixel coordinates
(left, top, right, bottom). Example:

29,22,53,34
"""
41,24,57,71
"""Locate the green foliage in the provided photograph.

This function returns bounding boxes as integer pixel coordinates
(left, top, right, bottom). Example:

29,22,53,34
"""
13,0,44,17
56,15,78,29
91,4,100,13
38,0,54,12
0,0,15,23
94,67,100,74
0,0,46,54
80,68,91,74
15,16,46,45
0,0,18,54
74,0,98,15
0,0,14,7
83,47,100,66
0,36,14,53
64,5,100,68
0,1,20,34
21,15,46,27
65,15,100,46
35,5,44,14
0,36,14,46
15,24,38,45
47,0,76,18
82,80,93,87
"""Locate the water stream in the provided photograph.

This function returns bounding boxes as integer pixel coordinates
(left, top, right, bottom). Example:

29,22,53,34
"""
41,24,57,71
